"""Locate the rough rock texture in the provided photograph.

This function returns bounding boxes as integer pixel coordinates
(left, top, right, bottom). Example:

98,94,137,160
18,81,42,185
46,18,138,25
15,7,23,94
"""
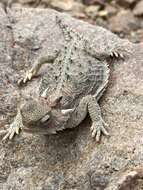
0,7,143,190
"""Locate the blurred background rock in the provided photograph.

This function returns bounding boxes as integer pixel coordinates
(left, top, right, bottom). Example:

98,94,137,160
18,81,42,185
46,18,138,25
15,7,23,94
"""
1,0,143,43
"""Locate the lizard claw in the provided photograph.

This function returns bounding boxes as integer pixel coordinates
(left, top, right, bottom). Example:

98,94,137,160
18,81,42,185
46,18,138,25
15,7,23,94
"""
110,51,124,59
90,119,109,142
18,69,35,86
2,122,22,141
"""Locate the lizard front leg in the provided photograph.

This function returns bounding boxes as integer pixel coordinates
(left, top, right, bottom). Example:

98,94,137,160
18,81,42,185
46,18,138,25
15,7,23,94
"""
2,109,24,141
18,54,57,85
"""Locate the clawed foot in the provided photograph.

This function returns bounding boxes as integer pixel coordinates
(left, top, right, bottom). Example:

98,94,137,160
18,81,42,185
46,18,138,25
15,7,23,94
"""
18,68,36,85
90,119,109,142
0,122,22,141
110,51,124,59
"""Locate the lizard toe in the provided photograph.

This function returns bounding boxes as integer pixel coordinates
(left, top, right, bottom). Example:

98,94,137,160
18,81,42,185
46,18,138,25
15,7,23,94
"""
91,120,109,142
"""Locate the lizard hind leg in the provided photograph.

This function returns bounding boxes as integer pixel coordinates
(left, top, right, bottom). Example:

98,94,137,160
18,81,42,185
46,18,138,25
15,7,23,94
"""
87,96,109,142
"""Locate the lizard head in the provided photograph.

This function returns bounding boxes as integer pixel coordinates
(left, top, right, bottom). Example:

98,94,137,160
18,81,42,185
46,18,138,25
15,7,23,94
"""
20,98,74,134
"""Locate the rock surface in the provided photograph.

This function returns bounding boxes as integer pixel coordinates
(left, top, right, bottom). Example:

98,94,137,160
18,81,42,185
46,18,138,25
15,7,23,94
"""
109,10,140,33
133,0,143,16
0,7,143,190
115,0,137,8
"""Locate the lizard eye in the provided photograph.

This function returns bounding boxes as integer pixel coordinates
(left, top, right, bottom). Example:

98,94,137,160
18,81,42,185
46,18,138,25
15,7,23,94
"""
40,114,50,123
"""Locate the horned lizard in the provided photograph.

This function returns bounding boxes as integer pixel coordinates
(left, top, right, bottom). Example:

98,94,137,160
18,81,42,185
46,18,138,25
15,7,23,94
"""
1,16,125,142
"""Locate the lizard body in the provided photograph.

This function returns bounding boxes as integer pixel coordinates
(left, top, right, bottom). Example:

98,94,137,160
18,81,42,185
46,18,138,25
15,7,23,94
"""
2,16,125,142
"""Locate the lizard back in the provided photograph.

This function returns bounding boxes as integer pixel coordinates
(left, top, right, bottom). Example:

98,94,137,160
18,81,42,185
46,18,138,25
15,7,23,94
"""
39,17,110,108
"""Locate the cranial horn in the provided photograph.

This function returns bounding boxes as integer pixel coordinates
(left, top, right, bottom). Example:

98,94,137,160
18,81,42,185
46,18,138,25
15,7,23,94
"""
40,114,50,123
61,108,75,115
